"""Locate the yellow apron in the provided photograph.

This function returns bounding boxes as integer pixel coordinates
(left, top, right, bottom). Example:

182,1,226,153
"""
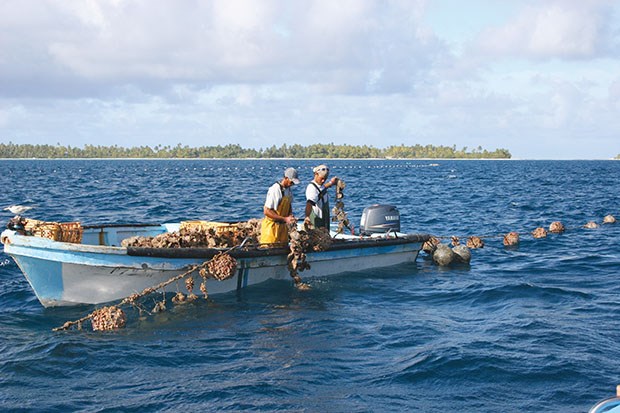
260,194,292,245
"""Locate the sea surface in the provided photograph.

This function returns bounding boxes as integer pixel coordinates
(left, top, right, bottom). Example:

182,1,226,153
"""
0,159,619,412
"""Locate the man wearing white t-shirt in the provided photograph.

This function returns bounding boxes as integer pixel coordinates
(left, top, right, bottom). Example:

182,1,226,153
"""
304,164,338,231
259,167,300,246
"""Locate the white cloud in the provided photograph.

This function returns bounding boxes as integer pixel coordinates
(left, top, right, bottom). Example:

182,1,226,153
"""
474,1,614,59
1,0,620,158
1,0,436,97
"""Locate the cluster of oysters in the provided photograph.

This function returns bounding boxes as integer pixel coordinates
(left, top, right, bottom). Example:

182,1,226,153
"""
90,306,127,331
121,219,261,249
331,179,354,235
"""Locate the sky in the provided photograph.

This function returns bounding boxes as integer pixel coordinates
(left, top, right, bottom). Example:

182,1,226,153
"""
1,0,619,159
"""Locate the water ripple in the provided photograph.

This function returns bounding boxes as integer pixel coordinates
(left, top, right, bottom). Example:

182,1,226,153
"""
1,159,619,412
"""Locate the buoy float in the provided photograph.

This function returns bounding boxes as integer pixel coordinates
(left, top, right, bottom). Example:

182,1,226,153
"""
432,244,455,266
503,231,519,246
549,221,565,233
424,212,617,268
452,245,471,264
466,236,484,249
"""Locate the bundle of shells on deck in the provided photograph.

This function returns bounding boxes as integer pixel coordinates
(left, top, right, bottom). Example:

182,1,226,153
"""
121,219,261,249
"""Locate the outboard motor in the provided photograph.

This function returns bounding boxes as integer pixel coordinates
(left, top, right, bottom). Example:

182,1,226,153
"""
359,204,400,234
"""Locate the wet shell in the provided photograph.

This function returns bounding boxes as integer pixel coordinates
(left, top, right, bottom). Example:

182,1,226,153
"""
531,227,547,238
90,306,127,331
172,292,186,304
503,232,519,246
549,221,565,233
466,236,484,249
152,301,166,313
308,228,332,251
331,179,353,235
199,281,208,299
603,215,616,224
119,219,262,249
207,253,238,281
422,237,440,254
185,277,195,293
583,221,599,229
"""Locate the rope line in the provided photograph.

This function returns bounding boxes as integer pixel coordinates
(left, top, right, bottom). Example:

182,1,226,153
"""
425,215,616,254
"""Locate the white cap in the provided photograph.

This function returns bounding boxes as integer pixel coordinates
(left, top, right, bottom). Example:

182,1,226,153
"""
312,164,329,178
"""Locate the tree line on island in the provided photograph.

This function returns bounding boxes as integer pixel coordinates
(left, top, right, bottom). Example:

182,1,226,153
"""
0,142,512,159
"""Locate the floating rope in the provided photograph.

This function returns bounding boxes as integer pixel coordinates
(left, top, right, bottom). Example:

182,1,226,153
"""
53,251,238,332
52,200,348,331
284,178,352,289
286,221,311,289
285,222,332,290
427,214,617,266
332,179,354,235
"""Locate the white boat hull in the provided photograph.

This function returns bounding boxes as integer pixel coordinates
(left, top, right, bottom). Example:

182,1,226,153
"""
2,225,428,307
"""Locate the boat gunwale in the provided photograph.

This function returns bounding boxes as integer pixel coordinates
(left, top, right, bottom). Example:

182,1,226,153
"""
2,227,430,260
126,233,430,259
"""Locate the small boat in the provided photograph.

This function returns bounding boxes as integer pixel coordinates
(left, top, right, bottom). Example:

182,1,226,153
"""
589,386,620,413
1,205,430,307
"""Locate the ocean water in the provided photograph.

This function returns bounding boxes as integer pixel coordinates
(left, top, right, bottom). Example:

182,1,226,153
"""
0,159,619,412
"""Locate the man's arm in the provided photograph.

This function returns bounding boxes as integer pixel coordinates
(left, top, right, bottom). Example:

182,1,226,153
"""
264,206,295,224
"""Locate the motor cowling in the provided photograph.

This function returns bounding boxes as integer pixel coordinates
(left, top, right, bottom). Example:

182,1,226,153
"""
359,204,400,234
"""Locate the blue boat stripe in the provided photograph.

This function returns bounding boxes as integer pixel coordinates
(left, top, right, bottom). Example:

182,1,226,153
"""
236,263,244,290
242,267,249,288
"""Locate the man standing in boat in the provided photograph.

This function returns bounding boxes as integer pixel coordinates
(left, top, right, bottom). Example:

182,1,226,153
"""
260,167,300,246
305,164,338,231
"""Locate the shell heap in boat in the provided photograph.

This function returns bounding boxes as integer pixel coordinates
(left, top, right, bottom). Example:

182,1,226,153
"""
121,219,261,249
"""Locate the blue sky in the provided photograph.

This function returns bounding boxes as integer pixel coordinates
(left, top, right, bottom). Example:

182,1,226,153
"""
1,0,619,159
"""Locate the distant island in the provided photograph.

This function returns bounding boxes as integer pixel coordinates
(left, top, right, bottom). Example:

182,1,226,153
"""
0,142,511,159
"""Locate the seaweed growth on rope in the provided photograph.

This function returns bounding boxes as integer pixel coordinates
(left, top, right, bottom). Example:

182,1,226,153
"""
54,252,238,332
